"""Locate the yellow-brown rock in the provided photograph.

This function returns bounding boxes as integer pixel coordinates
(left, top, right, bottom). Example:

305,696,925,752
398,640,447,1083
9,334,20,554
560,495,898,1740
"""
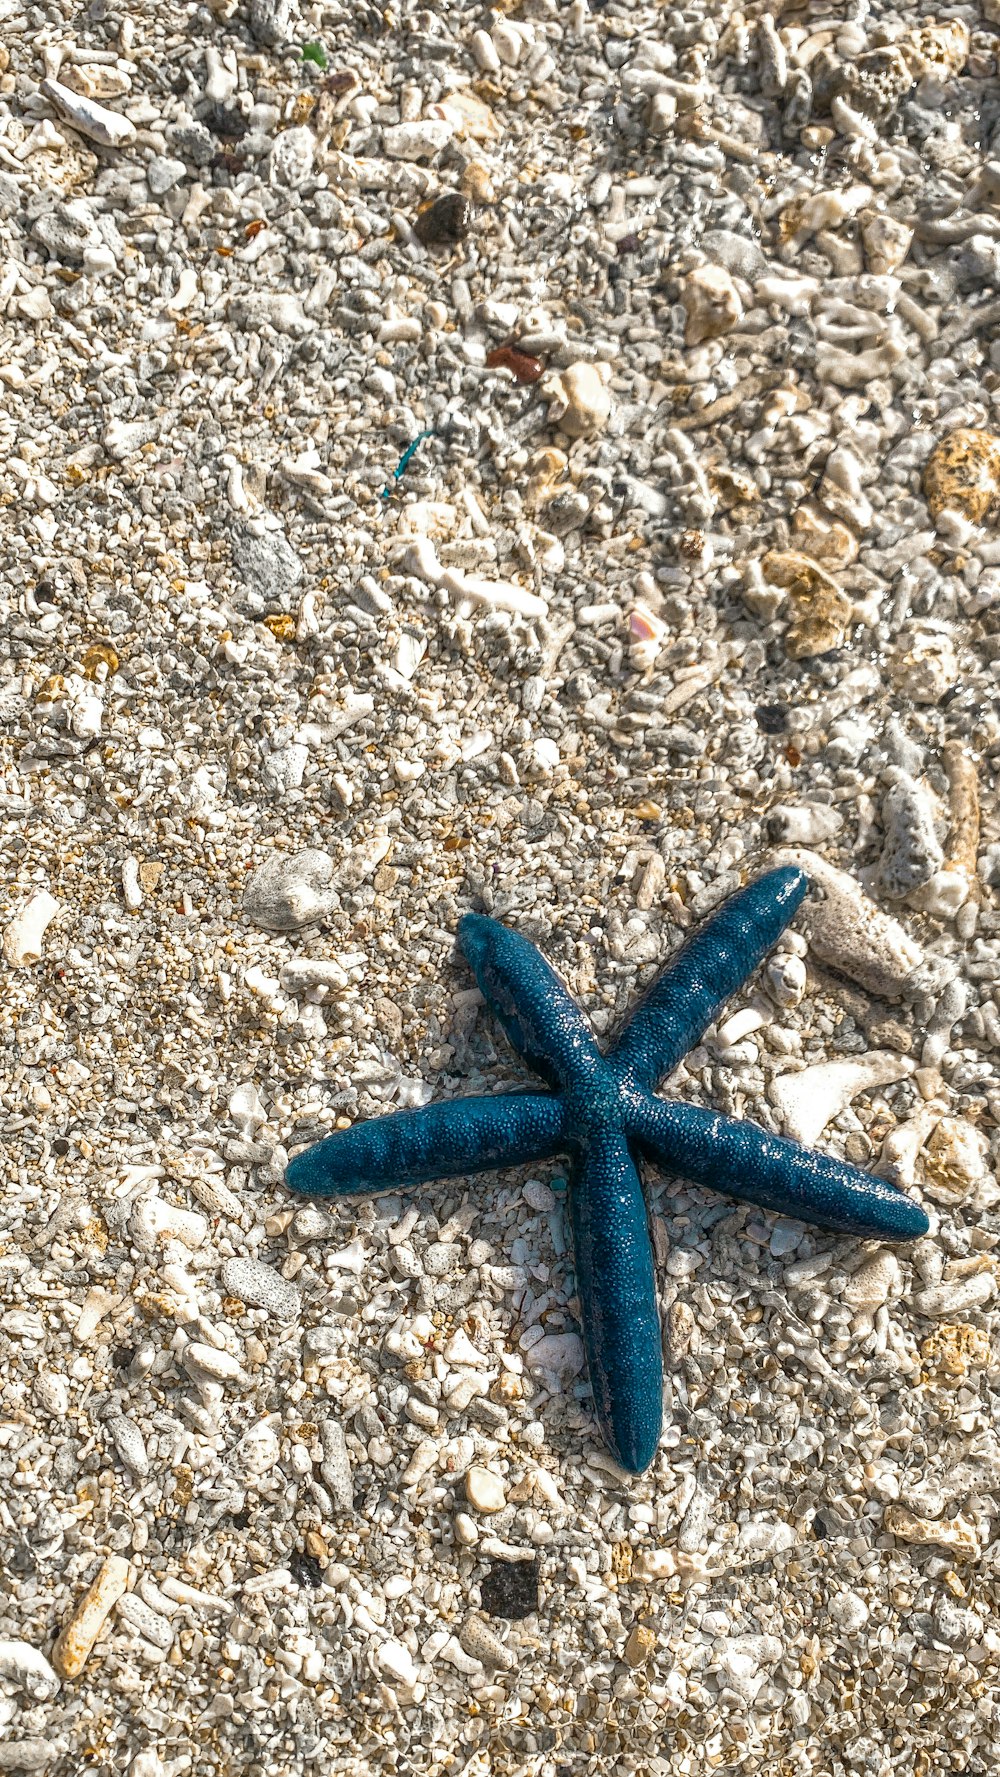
922,428,1000,525
762,549,853,659
921,1322,991,1383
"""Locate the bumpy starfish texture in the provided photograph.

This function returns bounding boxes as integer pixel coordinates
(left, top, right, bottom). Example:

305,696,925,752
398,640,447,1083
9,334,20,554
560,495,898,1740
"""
286,868,929,1475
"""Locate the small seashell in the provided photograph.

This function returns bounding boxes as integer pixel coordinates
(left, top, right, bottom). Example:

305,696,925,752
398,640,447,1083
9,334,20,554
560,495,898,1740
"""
923,429,1000,526
244,848,336,930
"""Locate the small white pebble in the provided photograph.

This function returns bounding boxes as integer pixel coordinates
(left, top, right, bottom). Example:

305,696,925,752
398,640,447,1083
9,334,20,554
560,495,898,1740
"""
465,1465,507,1513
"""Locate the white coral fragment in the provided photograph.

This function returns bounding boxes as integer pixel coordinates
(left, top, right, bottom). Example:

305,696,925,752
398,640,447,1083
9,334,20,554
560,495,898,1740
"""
3,889,59,966
770,1052,914,1146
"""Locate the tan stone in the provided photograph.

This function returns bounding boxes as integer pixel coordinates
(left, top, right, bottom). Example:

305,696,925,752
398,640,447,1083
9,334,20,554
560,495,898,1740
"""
541,362,612,439
903,21,970,80
884,1504,979,1561
791,501,859,568
762,549,853,659
923,1117,989,1201
681,263,743,346
623,1623,657,1667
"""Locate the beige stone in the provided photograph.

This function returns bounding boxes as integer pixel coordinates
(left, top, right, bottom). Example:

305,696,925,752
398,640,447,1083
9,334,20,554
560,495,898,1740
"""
542,362,612,439
890,621,958,705
922,1117,989,1201
464,1464,507,1513
623,1623,657,1667
883,1505,979,1561
762,549,853,659
791,501,859,567
681,264,743,346
859,210,913,275
431,90,501,143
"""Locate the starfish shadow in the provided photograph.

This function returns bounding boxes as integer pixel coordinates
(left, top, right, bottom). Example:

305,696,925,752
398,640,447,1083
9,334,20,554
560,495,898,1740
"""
286,867,928,1474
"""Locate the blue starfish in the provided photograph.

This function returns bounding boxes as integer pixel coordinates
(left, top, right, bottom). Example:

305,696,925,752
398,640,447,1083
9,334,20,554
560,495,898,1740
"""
286,867,928,1474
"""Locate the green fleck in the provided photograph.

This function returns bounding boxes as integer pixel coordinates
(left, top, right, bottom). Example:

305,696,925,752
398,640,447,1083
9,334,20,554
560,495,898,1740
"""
302,41,328,69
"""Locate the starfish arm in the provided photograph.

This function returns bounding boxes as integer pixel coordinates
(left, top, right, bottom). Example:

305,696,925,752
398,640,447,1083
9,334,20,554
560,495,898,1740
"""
629,1096,930,1241
458,912,605,1091
285,1091,567,1198
610,866,809,1092
569,1128,663,1474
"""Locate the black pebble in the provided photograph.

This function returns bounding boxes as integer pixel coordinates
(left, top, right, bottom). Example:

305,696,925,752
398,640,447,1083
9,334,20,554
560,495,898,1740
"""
413,192,470,246
290,1550,326,1589
755,704,789,734
480,1558,540,1620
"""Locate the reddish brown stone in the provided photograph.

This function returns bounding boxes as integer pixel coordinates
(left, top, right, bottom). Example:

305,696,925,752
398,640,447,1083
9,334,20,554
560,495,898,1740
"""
485,343,543,384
